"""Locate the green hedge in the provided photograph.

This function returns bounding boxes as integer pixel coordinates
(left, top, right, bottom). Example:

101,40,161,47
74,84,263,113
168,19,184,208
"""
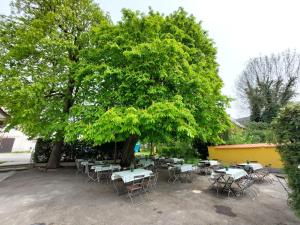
156,141,200,161
273,104,300,216
33,139,125,163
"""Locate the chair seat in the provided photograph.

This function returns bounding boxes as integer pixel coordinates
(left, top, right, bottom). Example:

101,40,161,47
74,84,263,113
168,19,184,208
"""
127,184,143,191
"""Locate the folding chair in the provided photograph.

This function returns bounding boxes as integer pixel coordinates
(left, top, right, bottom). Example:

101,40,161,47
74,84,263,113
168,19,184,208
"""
127,175,146,204
97,167,113,183
235,176,257,198
253,167,273,183
168,167,180,183
219,174,235,197
275,174,292,206
75,159,84,174
208,172,223,196
86,165,97,182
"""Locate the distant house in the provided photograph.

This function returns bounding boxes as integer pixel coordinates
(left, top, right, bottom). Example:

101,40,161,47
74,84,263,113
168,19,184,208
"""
0,108,8,128
230,118,245,129
0,108,36,153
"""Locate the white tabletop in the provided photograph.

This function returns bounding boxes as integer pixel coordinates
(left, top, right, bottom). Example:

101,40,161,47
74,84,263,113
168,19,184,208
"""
200,160,220,166
76,159,85,162
171,158,185,163
111,168,153,183
216,168,248,180
238,163,263,171
81,161,94,166
92,164,121,172
174,164,194,172
139,159,154,167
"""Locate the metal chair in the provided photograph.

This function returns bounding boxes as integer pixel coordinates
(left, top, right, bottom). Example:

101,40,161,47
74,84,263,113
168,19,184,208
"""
208,172,223,196
168,167,180,183
235,176,257,198
86,165,97,182
97,167,113,183
75,159,84,174
218,174,235,197
275,174,292,206
126,175,145,204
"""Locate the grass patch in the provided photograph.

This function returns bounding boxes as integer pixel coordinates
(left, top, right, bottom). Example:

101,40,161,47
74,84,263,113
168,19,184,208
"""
135,149,151,157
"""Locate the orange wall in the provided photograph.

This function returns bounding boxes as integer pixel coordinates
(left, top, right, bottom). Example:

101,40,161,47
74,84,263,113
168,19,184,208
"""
208,144,283,168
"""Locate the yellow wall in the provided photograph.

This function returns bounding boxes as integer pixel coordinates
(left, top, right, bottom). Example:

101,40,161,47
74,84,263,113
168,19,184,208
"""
208,144,283,168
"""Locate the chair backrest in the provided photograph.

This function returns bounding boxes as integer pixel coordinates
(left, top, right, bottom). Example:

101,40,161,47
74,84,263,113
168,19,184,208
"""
223,174,234,182
133,175,144,185
210,171,222,179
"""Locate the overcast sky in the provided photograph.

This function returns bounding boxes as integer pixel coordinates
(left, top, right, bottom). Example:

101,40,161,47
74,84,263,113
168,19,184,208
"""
1,0,300,118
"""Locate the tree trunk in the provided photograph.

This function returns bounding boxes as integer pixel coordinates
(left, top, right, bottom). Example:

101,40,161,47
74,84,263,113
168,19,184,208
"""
120,135,138,168
47,140,64,169
113,141,117,163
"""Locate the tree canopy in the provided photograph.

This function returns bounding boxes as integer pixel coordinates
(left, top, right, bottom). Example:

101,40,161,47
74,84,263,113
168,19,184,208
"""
65,8,230,150
0,1,230,167
237,50,300,123
0,0,108,167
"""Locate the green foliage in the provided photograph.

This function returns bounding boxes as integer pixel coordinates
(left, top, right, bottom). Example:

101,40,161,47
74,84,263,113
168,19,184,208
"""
0,2,230,162
156,141,199,161
273,103,300,216
65,8,230,146
224,122,275,144
33,138,125,163
0,0,108,141
192,138,210,159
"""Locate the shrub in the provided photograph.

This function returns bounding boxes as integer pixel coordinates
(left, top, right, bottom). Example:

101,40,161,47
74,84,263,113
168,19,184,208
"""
224,122,275,144
156,141,199,161
273,103,300,216
33,139,125,163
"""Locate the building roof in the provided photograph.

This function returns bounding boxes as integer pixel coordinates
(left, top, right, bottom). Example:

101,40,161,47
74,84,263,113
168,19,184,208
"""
212,143,277,149
230,118,245,129
0,108,9,121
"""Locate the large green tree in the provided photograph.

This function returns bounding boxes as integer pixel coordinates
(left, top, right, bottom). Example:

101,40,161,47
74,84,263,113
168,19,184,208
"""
65,8,230,166
0,2,229,168
0,0,108,168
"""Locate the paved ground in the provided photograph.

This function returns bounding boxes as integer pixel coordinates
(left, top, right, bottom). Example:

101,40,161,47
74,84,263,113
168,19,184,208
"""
0,171,15,182
0,153,32,166
0,168,299,225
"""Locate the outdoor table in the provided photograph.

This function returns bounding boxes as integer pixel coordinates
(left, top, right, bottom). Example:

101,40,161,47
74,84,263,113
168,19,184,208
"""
238,163,263,171
199,160,220,166
80,161,94,166
111,168,153,183
214,168,248,196
216,168,248,180
81,161,95,174
138,159,154,168
171,158,184,164
172,164,195,182
92,164,121,172
111,169,153,195
174,164,194,172
91,164,121,182
298,165,300,169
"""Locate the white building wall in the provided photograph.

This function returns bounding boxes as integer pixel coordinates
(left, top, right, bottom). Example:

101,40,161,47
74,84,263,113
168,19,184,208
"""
1,129,36,152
